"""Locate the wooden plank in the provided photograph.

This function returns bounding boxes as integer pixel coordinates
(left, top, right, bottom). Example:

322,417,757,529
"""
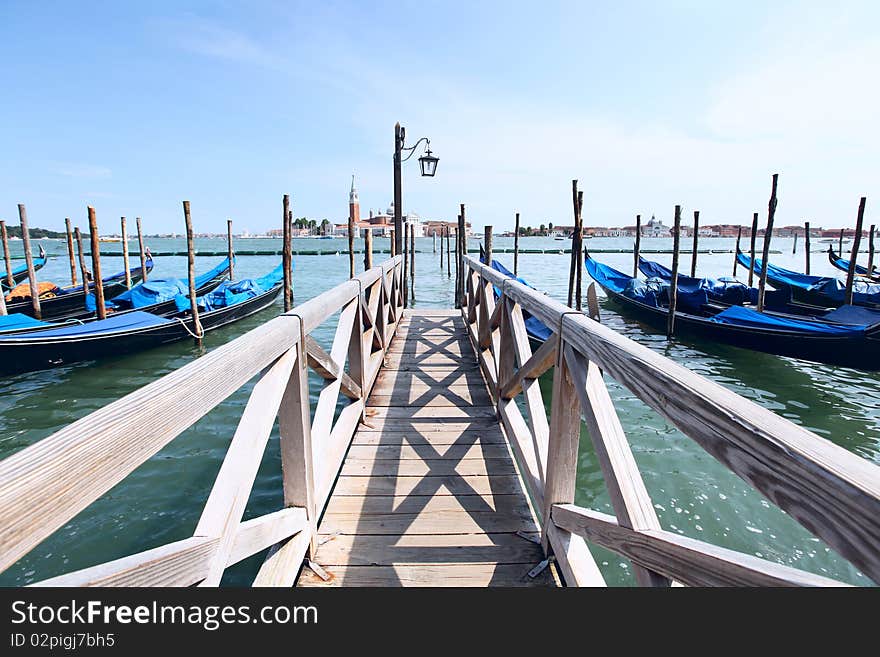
319,510,537,535
314,532,544,566
552,504,848,587
351,429,507,445
297,563,556,587
368,388,492,407
355,418,500,433
324,493,531,517
305,335,361,400
228,507,308,565
346,444,512,461
331,474,525,496
383,352,470,368
31,537,219,588
364,406,495,419
340,459,517,477
499,333,558,399
253,526,311,587
374,368,485,387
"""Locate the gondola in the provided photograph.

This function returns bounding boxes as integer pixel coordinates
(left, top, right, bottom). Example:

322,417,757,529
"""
0,245,47,289
827,247,879,281
479,246,552,347
3,254,154,320
736,249,880,308
0,262,285,375
0,257,233,336
586,253,880,370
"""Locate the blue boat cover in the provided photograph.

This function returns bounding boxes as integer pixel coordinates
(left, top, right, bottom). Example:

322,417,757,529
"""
638,257,758,306
485,259,553,342
86,257,232,311
0,311,171,341
173,261,286,312
821,304,880,326
735,251,825,288
829,251,871,277
0,314,54,332
708,305,867,336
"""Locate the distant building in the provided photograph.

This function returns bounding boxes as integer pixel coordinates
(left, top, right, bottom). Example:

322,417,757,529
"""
642,215,670,237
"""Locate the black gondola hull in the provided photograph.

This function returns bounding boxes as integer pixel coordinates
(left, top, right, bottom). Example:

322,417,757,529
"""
0,285,282,375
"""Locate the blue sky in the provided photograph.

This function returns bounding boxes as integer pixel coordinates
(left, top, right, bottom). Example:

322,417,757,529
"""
1,1,878,234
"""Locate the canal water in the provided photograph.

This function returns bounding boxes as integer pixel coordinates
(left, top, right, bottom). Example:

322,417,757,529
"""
0,235,876,586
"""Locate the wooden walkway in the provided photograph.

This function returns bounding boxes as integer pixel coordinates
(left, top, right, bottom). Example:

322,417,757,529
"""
298,309,557,587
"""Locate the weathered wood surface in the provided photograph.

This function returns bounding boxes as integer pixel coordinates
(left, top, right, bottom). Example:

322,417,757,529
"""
298,310,557,587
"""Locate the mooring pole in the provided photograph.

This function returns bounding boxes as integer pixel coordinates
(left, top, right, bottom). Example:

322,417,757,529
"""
0,220,13,289
74,227,89,301
868,224,876,278
348,206,355,280
446,225,452,279
457,207,466,307
433,230,436,254
633,214,642,278
121,216,132,289
410,224,415,302
792,231,798,255
838,229,844,256
364,228,373,270
390,229,396,257
514,212,520,277
484,225,493,266
804,221,811,275
844,197,867,305
226,219,234,280
439,226,444,270
748,212,758,287
733,226,742,277
757,174,779,313
453,226,460,307
136,217,148,283
87,206,106,321
182,201,202,343
18,204,42,319
282,195,292,312
690,210,700,277
567,179,579,308
667,205,681,338
65,217,78,286
575,191,584,311
287,210,294,306
403,222,409,308
393,122,404,256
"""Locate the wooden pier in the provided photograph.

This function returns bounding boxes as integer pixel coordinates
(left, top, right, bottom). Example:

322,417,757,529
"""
0,254,879,587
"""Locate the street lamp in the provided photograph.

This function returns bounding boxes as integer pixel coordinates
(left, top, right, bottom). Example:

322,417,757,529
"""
393,122,438,255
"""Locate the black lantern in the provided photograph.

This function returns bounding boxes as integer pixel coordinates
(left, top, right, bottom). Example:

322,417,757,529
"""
418,147,439,177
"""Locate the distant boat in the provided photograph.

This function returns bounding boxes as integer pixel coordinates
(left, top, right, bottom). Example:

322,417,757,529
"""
819,238,849,244
99,237,123,243
318,235,334,240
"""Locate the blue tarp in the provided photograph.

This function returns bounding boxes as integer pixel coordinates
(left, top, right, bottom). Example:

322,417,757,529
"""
708,305,867,336
173,262,285,313
830,251,873,277
0,311,171,341
638,257,758,306
0,314,53,332
735,251,825,288
485,259,553,342
86,257,232,312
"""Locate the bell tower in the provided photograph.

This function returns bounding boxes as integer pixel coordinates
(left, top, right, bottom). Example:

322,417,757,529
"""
349,174,360,230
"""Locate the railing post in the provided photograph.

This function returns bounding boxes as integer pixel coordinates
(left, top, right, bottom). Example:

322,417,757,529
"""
278,328,317,556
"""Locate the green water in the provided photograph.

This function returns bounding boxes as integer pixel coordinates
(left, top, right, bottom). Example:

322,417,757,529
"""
0,236,877,586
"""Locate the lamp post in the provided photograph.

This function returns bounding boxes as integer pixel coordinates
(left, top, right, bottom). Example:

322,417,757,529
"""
393,122,439,255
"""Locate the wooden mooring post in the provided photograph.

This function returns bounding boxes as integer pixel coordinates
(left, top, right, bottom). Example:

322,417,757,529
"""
667,205,681,338
805,221,811,275
732,226,742,276
792,231,798,255
567,180,579,308
844,197,867,305
74,228,89,299
403,222,409,308
136,218,148,283
484,225,493,266
409,224,415,302
868,224,876,277
439,226,444,270
633,214,641,278
65,218,77,286
432,230,436,253
457,206,466,307
514,212,520,276
390,229,396,257
575,191,584,311
748,212,758,287
0,221,13,289
690,210,700,277
283,195,292,312
227,219,234,280
87,206,106,321
0,275,5,315
757,174,779,313
446,225,451,279
18,204,41,320
121,216,132,289
364,228,373,271
182,201,202,342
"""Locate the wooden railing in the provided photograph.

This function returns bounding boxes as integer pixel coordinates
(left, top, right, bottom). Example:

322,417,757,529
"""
0,256,406,586
462,255,880,587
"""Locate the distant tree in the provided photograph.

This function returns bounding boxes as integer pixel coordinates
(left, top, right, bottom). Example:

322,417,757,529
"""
548,222,554,231
539,224,546,235
320,218,331,235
